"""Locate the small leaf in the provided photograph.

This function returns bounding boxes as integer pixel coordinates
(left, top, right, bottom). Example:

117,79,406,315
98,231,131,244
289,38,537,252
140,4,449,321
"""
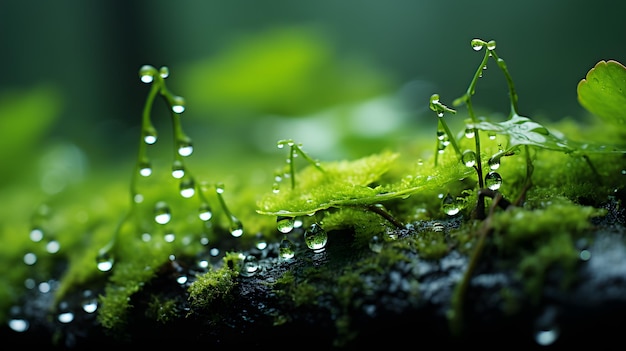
475,114,572,152
577,60,626,125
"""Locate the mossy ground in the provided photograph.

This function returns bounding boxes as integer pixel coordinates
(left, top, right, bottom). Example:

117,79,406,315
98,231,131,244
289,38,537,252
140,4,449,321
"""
1,46,626,348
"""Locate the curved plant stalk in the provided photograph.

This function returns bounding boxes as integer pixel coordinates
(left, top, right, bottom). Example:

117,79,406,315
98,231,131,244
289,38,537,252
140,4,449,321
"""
97,65,238,271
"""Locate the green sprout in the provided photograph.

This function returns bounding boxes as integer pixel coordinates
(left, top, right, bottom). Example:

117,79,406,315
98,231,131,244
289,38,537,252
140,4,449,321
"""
96,64,241,272
430,38,626,336
274,139,325,191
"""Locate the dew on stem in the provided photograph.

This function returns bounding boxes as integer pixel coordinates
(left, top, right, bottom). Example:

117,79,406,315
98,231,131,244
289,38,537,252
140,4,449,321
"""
275,139,325,190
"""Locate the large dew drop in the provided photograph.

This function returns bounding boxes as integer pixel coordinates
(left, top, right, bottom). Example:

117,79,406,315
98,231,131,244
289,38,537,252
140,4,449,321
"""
485,171,503,190
277,216,295,234
159,66,169,79
179,179,195,198
143,129,157,145
198,203,212,221
488,155,501,170
170,96,186,114
154,201,172,224
171,160,185,179
139,161,152,177
471,38,485,51
139,65,157,84
96,251,114,272
442,193,462,216
279,236,295,260
241,255,259,277
177,141,193,157
29,227,44,242
304,223,328,252
230,217,244,237
462,150,477,168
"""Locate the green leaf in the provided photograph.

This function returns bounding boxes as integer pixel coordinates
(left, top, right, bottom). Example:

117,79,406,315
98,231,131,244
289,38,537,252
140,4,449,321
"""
475,114,572,152
475,113,625,155
577,60,626,125
256,150,475,217
257,151,399,216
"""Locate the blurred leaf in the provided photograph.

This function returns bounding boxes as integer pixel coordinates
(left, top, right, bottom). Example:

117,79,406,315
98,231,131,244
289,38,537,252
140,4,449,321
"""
0,85,62,182
179,26,394,118
577,60,626,125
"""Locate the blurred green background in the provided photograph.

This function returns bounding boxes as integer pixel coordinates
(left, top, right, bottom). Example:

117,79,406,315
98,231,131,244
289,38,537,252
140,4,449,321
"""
1,0,626,202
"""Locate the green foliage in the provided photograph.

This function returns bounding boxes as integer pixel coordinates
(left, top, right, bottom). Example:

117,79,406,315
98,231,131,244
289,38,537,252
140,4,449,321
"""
578,59,626,126
178,26,393,118
0,85,62,183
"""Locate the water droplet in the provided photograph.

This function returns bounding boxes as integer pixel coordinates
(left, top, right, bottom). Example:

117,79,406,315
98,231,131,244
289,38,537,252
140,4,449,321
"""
436,130,446,140
133,193,144,203
139,65,157,83
200,236,209,246
171,96,186,114
293,217,304,229
57,302,74,323
534,327,559,346
38,281,51,293
24,279,35,290
176,275,188,285
143,129,157,145
277,216,295,234
230,217,244,237
8,307,29,332
488,132,496,140
159,66,169,79
485,171,502,190
442,193,462,216
179,179,195,198
139,161,152,177
488,155,501,170
164,232,175,242
304,223,328,252
279,236,295,260
177,141,193,157
241,255,259,277
46,240,60,254
369,235,383,253
8,318,29,332
579,249,591,261
272,183,280,193
464,127,475,139
486,40,497,50
255,233,268,250
462,150,477,168
198,203,212,221
82,290,98,313
23,252,37,265
29,227,44,242
216,183,225,194
96,250,114,272
154,201,172,224
171,160,185,179
471,38,485,51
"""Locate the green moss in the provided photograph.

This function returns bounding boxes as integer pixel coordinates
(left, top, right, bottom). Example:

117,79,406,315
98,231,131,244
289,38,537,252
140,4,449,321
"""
489,198,605,302
187,256,240,310
145,295,180,324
